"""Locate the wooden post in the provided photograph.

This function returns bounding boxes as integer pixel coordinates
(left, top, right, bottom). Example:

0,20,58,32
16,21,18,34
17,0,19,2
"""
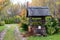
28,17,32,32
41,16,45,27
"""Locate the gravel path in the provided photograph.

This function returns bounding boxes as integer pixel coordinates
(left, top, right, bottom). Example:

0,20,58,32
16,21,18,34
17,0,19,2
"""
0,24,27,40
0,24,12,40
14,27,27,40
0,28,7,40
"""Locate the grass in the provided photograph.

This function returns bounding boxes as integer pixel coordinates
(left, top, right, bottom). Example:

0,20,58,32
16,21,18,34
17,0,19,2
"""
0,26,5,32
19,28,25,32
19,28,60,40
3,26,15,40
19,25,60,40
28,33,60,40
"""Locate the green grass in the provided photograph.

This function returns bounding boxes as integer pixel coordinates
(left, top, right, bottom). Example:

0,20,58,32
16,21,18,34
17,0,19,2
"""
3,26,15,40
28,33,60,40
19,28,25,32
19,28,60,40
0,26,5,32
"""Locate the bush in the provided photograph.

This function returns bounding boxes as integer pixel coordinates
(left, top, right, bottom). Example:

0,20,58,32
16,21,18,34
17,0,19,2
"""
14,16,20,23
45,17,58,35
47,27,56,35
4,17,11,24
56,27,60,33
4,16,20,24
0,21,5,26
21,23,28,31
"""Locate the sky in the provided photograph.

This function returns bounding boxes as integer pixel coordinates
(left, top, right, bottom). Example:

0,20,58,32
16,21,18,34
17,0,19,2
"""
10,0,32,4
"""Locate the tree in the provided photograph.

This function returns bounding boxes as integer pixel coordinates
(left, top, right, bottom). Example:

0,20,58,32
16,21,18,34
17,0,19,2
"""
0,0,10,11
30,0,48,6
7,4,21,17
20,8,29,25
0,0,10,21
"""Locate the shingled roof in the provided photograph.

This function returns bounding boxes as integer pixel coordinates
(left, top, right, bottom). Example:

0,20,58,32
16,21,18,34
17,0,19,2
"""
27,7,50,17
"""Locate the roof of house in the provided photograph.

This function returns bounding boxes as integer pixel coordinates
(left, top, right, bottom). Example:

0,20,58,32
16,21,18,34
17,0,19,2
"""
27,6,50,17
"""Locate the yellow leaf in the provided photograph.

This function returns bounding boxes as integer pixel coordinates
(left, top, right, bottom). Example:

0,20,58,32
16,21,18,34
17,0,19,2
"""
56,2,60,4
0,6,2,10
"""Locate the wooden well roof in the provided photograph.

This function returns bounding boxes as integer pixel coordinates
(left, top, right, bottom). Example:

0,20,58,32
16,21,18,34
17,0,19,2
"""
27,6,50,17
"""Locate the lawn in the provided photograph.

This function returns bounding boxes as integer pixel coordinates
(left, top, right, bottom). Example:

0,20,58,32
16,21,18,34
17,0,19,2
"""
3,25,15,40
28,33,60,40
19,29,60,40
0,26,6,32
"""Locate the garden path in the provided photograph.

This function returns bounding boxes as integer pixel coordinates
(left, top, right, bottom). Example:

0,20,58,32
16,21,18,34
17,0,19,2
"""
14,26,27,40
0,25,8,40
0,24,27,40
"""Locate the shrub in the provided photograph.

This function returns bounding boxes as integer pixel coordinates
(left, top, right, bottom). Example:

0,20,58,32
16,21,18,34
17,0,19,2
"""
56,27,60,33
14,16,20,23
4,16,20,24
45,17,58,35
32,22,42,26
4,18,11,24
47,27,56,35
21,23,28,31
0,21,5,26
